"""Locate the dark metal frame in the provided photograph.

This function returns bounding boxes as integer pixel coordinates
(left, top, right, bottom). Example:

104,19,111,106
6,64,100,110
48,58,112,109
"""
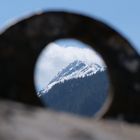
0,11,140,122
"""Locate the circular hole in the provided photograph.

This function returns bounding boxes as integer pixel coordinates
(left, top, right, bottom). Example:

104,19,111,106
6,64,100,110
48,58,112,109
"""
34,39,110,117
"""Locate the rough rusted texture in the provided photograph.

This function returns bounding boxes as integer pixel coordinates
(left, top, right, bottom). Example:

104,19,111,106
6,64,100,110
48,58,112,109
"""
0,101,140,140
0,11,140,122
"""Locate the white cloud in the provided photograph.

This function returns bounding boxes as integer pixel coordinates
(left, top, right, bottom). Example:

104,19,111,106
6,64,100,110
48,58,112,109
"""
34,43,105,91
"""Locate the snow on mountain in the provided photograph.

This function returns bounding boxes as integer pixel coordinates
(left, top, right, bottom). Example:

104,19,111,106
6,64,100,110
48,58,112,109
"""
38,60,106,97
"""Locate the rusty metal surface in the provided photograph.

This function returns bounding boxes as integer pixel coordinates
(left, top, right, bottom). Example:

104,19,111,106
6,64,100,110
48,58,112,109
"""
0,11,140,122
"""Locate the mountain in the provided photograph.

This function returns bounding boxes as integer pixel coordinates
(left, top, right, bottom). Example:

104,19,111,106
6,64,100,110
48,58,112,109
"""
38,60,106,96
49,60,105,84
39,60,109,117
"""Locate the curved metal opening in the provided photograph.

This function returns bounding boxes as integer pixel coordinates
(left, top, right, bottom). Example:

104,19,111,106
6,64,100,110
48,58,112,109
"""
0,11,139,122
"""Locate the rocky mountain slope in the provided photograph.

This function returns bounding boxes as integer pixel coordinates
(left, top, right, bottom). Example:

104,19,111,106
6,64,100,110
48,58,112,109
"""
39,60,109,116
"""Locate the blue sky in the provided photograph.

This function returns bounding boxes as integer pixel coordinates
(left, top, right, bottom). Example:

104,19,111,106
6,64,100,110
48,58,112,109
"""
56,39,90,48
0,1,140,91
0,0,140,52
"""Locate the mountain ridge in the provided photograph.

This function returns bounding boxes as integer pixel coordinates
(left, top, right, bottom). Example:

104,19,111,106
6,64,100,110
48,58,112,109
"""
38,60,106,97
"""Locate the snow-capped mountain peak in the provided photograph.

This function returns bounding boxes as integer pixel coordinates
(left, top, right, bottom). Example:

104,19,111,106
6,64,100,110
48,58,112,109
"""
38,60,106,96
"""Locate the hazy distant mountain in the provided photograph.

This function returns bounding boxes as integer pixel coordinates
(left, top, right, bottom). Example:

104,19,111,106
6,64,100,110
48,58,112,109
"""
39,60,109,116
